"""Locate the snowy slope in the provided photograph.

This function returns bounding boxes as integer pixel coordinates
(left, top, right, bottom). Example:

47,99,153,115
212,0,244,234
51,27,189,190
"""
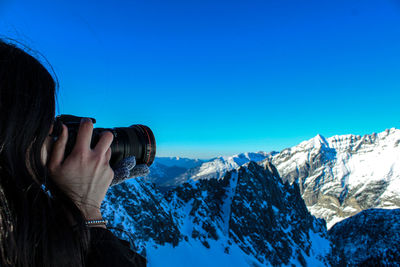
144,157,205,187
271,128,400,228
102,161,330,266
160,151,275,186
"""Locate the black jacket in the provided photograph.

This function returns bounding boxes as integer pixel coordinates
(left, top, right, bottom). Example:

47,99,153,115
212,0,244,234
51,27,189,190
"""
86,227,147,267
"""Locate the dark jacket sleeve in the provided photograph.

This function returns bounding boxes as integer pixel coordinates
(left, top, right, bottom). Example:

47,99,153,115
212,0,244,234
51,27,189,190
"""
86,227,147,267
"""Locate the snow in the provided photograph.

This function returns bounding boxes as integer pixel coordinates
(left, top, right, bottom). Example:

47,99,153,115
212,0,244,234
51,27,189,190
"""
308,205,342,229
271,205,279,213
145,238,256,267
272,128,400,228
305,230,331,267
190,152,270,181
221,171,238,235
343,206,358,213
180,199,195,236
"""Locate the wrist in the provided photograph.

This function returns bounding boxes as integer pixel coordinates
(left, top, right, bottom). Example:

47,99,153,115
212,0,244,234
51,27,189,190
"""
78,205,103,220
75,204,107,229
89,224,107,229
85,218,108,229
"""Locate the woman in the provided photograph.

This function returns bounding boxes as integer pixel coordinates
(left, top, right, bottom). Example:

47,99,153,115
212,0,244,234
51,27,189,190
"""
0,39,146,266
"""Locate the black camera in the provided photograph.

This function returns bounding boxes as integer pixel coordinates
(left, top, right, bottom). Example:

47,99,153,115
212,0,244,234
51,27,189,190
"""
50,114,156,168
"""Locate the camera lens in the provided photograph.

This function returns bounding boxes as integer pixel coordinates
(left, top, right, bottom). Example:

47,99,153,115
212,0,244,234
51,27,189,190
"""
52,115,156,169
106,125,156,167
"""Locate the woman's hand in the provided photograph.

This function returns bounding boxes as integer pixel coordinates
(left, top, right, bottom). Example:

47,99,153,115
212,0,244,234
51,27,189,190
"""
47,118,114,220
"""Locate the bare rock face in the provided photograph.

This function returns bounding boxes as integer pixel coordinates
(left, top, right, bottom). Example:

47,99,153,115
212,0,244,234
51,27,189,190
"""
225,161,328,266
102,161,330,266
101,181,182,255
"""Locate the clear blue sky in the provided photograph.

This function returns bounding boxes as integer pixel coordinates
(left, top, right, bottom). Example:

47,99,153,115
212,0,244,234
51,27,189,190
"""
1,0,400,158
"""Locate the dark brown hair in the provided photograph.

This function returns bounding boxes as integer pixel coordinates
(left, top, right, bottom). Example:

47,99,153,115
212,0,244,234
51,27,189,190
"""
0,39,90,266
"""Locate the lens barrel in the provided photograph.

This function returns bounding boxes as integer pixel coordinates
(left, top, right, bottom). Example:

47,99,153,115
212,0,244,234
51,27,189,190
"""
51,115,156,168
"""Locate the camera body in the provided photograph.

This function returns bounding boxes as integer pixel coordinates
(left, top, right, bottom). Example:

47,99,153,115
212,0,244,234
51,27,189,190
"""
50,115,156,168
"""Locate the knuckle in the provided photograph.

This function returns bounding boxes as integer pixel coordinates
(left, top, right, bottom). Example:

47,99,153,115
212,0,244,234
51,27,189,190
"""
47,163,55,172
106,167,114,178
57,136,67,145
48,162,60,174
80,120,93,130
94,151,107,163
71,148,87,161
101,131,114,142
103,152,112,163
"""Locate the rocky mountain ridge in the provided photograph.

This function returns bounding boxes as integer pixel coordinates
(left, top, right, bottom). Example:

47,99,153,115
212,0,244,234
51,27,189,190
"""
271,128,400,228
103,160,330,266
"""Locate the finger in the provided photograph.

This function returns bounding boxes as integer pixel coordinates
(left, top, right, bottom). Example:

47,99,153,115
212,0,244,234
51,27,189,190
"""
74,118,94,153
105,146,112,163
94,131,114,155
48,124,68,169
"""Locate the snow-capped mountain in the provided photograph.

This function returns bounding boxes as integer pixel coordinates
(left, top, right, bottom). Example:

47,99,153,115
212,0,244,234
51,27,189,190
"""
102,161,330,266
153,157,205,169
271,128,400,228
144,157,205,188
185,152,275,181
146,152,275,188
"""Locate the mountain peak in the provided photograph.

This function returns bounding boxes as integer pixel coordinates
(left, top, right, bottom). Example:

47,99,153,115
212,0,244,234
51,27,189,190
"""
295,133,329,151
314,133,329,146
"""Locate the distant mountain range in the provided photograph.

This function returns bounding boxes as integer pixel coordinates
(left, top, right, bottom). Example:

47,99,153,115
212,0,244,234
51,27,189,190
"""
101,128,400,266
146,152,274,191
146,128,400,229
